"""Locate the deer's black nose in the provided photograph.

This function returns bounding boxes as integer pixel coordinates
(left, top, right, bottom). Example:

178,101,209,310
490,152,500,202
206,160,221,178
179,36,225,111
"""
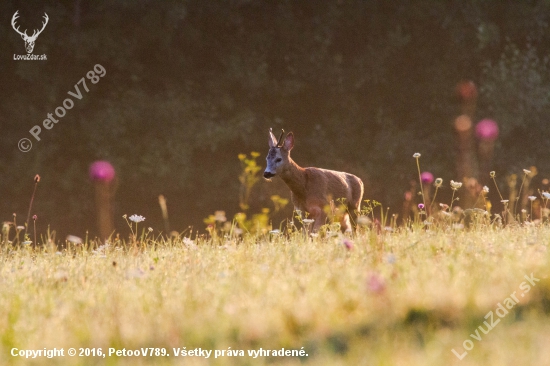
264,171,275,179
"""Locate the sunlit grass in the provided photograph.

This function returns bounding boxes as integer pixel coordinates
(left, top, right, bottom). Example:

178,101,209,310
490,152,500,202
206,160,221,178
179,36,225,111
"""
1,225,549,365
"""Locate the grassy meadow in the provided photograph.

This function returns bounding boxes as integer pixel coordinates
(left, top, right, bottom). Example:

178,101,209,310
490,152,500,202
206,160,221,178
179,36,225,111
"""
1,221,549,366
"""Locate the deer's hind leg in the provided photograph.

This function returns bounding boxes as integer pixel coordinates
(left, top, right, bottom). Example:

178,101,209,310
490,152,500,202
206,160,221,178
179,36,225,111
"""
346,199,361,233
341,212,352,233
348,177,364,233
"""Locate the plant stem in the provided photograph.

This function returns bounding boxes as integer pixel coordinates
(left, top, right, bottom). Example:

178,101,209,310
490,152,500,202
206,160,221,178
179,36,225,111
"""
415,158,426,212
491,176,504,201
25,180,39,238
515,173,527,218
449,190,456,212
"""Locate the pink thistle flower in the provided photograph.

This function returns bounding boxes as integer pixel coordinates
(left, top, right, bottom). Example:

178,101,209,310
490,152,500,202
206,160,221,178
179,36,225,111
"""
89,161,115,182
366,272,386,294
342,238,353,250
475,119,499,141
420,171,434,184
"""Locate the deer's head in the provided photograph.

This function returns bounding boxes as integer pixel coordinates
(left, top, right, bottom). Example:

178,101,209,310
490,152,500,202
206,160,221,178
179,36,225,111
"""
12,11,49,54
264,128,294,179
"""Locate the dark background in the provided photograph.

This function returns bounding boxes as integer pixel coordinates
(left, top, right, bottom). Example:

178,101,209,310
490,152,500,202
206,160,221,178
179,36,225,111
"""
2,0,550,238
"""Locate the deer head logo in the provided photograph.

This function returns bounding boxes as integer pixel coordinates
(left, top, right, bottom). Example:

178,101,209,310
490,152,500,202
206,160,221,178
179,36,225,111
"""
11,10,49,54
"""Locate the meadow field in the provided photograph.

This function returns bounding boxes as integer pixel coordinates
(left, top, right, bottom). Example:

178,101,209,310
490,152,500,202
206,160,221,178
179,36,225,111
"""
4,2,550,365
1,221,549,366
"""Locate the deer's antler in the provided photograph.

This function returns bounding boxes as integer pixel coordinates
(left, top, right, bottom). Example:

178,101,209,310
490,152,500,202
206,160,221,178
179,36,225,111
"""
276,129,285,147
11,11,28,38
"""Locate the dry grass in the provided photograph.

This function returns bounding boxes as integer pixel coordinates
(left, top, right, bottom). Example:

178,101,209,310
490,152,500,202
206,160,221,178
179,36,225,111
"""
1,225,549,365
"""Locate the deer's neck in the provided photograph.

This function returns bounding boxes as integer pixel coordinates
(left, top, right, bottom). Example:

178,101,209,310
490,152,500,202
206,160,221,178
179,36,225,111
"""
280,158,307,198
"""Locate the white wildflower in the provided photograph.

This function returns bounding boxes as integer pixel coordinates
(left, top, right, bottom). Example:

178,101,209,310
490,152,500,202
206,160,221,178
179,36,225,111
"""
543,192,550,200
66,235,82,244
357,215,371,226
450,180,463,190
214,211,227,222
413,153,421,158
528,196,537,201
127,268,145,279
482,186,489,193
129,214,145,223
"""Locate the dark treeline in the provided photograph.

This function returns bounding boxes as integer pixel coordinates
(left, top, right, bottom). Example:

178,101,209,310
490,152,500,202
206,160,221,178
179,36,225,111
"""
1,0,550,238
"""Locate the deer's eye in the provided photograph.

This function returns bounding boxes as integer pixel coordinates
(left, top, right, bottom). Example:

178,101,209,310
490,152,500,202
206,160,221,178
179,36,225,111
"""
276,158,282,163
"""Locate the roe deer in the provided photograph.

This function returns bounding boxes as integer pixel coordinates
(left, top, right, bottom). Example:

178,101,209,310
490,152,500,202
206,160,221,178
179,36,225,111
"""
264,129,364,232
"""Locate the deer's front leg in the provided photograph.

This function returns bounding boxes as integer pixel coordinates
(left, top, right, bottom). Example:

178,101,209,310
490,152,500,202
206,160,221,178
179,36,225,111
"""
308,206,326,232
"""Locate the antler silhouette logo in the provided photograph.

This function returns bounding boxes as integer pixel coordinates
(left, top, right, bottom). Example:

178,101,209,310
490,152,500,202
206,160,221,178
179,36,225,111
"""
11,10,49,54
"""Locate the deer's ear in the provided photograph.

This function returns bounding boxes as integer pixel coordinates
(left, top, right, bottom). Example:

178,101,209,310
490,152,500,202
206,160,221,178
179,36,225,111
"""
269,129,278,148
283,132,294,151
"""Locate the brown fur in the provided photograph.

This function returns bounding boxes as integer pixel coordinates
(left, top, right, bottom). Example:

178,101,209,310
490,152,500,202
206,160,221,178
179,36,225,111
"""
264,130,364,231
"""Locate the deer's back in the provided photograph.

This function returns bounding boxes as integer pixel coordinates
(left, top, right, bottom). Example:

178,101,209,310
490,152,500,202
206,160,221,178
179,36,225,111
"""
303,167,363,204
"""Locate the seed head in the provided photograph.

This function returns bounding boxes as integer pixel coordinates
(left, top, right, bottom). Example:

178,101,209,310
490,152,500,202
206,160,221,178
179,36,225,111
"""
523,169,531,175
434,178,443,188
413,153,421,158
34,174,40,183
490,171,496,178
